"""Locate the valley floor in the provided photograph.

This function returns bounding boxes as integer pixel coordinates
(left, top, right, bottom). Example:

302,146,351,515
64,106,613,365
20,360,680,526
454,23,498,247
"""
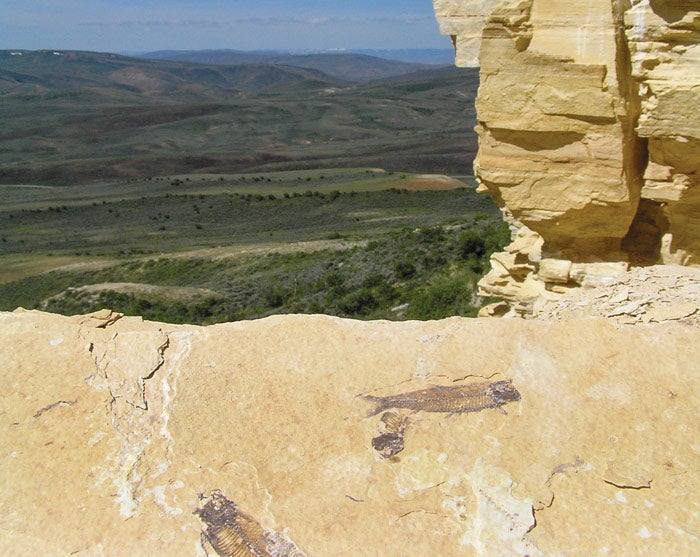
0,169,508,323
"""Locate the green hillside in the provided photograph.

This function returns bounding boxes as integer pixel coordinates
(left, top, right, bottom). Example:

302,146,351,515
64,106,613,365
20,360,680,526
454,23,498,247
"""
0,50,343,96
0,173,507,323
0,51,498,323
0,50,479,185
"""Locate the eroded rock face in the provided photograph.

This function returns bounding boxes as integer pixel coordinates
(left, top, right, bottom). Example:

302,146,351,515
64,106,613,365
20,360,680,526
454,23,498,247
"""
433,0,699,312
1,308,698,555
625,0,700,265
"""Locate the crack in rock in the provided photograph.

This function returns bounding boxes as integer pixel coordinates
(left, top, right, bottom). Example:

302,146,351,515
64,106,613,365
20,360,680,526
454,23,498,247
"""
88,329,170,420
85,327,173,518
32,399,77,418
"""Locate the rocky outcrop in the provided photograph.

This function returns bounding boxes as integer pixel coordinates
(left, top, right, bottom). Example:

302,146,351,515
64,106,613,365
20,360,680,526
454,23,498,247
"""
433,0,699,313
1,306,699,555
625,0,700,265
532,263,700,324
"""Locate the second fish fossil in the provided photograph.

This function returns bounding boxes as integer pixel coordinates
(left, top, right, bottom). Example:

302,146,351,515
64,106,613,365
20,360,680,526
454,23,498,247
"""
362,380,521,416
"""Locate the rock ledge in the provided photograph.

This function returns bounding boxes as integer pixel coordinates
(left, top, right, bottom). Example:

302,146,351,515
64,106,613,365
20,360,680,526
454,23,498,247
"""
1,302,698,555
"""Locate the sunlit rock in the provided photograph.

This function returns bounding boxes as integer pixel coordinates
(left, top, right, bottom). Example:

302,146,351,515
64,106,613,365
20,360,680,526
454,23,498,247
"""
434,0,699,312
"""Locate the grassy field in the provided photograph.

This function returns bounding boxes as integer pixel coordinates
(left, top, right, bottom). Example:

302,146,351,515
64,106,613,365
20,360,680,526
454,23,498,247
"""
0,170,484,263
0,170,508,323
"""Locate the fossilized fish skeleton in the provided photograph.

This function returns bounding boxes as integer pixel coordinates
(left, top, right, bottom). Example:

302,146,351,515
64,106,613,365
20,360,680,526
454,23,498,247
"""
362,380,521,417
195,490,305,557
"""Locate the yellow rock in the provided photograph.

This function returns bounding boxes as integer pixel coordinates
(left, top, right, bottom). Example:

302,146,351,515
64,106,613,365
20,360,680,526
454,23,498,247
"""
1,309,698,555
433,0,699,311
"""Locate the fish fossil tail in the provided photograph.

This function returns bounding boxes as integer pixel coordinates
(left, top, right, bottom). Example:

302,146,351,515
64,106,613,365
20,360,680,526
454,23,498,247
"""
361,395,389,417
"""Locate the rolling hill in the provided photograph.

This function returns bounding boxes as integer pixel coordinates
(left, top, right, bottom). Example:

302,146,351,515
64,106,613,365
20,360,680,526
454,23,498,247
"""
349,49,455,65
0,49,479,185
0,49,344,97
137,50,434,82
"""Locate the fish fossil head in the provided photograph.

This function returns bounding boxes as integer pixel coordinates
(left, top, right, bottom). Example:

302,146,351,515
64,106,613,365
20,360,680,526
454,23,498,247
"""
488,380,521,404
194,490,239,526
372,432,405,459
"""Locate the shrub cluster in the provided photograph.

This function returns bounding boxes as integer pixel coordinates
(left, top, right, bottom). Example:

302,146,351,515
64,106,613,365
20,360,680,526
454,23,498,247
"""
1,219,509,324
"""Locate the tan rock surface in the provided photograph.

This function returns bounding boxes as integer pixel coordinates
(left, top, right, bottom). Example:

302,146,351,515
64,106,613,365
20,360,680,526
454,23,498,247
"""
533,264,700,324
1,307,698,555
625,0,700,265
433,0,700,312
433,0,505,66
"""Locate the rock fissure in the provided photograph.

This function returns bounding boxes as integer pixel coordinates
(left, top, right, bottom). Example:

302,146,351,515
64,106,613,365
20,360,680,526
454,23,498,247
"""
32,399,77,418
603,478,653,489
395,509,448,521
133,334,170,412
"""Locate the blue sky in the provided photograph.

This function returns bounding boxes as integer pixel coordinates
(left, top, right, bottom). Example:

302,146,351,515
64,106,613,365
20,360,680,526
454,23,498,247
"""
1,0,448,53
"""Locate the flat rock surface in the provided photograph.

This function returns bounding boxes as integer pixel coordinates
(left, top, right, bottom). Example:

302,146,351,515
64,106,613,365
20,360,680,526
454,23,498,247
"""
1,306,698,555
534,265,700,326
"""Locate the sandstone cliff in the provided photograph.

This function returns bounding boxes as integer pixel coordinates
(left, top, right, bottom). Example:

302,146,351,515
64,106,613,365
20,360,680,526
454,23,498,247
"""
434,0,699,313
1,291,698,555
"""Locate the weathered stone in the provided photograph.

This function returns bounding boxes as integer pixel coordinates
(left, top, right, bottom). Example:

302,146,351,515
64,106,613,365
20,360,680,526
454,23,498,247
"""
433,0,700,313
1,308,698,555
625,0,700,265
433,0,505,66
569,261,630,287
533,264,700,326
537,258,572,284
473,0,642,259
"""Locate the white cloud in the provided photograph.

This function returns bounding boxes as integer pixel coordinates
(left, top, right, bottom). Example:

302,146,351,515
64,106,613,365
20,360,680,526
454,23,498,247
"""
79,19,223,29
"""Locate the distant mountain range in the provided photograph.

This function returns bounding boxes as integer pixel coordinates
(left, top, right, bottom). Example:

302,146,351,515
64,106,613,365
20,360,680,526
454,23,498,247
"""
349,49,456,65
133,48,456,68
0,49,456,93
0,50,345,95
0,49,478,184
133,49,453,83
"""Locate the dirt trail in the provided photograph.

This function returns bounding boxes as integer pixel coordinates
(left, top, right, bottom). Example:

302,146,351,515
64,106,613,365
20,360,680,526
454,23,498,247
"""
71,282,218,299
401,175,467,190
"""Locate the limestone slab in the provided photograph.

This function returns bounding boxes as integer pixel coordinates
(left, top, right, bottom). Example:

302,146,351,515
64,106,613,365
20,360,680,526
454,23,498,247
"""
1,309,698,555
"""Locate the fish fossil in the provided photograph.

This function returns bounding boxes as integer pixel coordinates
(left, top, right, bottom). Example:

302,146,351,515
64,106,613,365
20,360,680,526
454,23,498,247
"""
195,490,304,557
371,410,408,458
380,410,407,436
372,433,404,458
362,380,521,417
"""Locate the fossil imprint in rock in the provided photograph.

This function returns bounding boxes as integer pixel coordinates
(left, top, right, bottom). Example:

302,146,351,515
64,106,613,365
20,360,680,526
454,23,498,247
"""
362,379,521,417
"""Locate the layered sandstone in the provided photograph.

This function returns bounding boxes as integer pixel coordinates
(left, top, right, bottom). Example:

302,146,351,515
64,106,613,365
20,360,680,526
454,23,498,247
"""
434,0,699,313
625,0,700,265
1,306,698,555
